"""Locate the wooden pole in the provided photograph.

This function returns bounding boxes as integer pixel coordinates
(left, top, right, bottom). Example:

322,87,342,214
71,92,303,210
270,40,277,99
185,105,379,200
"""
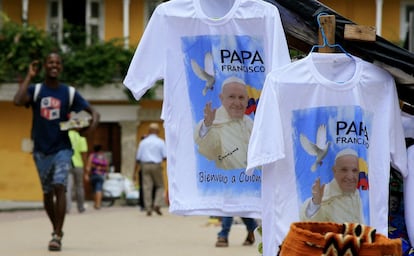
318,15,336,53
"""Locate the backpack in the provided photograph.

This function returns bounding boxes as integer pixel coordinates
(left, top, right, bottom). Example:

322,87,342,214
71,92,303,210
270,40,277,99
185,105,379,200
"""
33,83,75,108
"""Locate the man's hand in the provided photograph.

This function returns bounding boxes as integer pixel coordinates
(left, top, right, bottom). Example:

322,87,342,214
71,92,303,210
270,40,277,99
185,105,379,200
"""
203,101,216,127
28,60,41,79
80,106,100,137
14,60,40,106
311,177,325,205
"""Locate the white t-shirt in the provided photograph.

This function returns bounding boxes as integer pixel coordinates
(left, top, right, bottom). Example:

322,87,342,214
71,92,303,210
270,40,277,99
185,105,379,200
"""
406,145,414,246
399,110,414,247
247,53,408,256
124,0,291,217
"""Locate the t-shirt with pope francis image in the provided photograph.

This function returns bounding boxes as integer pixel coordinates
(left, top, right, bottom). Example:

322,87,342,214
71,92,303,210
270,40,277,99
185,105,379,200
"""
300,148,364,223
194,77,253,170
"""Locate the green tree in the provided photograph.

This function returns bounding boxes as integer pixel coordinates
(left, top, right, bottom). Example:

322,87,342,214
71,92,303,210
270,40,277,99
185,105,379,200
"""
0,13,57,82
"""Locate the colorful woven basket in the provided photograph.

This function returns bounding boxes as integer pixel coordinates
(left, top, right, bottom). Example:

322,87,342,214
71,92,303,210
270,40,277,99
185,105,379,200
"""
278,222,402,256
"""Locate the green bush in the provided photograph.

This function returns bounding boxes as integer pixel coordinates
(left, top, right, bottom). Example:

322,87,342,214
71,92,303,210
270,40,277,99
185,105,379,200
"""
0,14,57,82
60,39,134,87
0,14,139,94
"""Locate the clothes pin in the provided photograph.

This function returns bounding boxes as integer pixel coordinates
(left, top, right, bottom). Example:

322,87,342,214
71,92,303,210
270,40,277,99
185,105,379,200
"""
318,15,336,53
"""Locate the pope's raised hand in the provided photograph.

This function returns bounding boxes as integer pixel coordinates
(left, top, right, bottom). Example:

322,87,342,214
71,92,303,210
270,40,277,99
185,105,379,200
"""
311,177,325,205
203,101,216,127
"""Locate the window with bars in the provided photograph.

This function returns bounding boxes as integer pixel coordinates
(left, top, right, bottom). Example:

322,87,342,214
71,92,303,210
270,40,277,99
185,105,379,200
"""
47,0,103,47
401,1,414,40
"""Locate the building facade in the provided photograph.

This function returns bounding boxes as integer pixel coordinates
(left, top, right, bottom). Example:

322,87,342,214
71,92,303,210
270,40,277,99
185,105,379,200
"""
0,0,411,201
0,0,166,201
320,0,414,44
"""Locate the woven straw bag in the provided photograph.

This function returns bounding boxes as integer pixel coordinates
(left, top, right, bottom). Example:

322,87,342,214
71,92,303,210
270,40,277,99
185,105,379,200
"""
278,222,402,256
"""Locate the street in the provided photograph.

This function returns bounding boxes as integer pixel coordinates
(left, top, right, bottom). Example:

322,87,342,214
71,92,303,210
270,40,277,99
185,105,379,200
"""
0,205,260,256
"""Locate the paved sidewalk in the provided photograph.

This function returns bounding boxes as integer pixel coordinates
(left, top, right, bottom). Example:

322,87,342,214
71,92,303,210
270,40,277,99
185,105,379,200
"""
0,202,260,256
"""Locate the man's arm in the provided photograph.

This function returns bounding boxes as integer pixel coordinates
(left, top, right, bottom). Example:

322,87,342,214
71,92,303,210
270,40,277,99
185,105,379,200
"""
81,152,88,168
14,60,40,106
84,154,93,182
133,160,140,185
81,105,100,137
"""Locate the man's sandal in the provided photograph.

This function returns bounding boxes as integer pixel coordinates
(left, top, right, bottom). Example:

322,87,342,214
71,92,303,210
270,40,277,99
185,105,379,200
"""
48,232,63,251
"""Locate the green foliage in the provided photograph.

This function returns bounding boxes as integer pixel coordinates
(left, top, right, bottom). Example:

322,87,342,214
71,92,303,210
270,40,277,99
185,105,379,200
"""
0,13,58,82
60,39,135,87
289,49,306,60
0,14,136,91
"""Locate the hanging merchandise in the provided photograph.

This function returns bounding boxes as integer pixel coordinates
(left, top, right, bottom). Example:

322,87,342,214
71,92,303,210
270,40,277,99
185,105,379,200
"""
407,146,414,249
278,222,402,255
264,0,414,105
402,113,414,254
246,14,408,254
123,0,291,217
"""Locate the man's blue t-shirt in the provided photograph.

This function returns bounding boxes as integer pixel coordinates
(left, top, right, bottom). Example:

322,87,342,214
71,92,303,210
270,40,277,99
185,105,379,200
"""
28,83,90,155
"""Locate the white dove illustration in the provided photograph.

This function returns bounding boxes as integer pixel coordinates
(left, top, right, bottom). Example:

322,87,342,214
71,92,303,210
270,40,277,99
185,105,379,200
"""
300,124,331,172
191,52,215,96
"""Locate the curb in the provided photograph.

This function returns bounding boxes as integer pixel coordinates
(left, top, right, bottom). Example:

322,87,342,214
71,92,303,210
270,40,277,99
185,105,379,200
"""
0,201,43,212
